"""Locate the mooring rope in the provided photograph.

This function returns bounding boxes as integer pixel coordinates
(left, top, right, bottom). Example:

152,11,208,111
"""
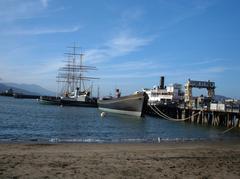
149,104,168,119
153,105,181,121
150,105,177,121
149,105,238,133
149,104,202,122
222,126,236,134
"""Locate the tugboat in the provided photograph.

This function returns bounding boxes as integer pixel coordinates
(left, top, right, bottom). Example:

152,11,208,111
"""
98,89,148,117
39,43,99,107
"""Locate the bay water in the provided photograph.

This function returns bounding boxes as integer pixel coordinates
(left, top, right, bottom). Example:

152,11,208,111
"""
0,96,239,143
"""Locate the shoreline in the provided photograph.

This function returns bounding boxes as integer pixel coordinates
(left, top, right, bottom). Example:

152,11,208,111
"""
1,140,240,178
0,136,239,144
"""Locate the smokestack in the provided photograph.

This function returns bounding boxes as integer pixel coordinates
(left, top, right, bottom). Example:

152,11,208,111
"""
160,76,165,89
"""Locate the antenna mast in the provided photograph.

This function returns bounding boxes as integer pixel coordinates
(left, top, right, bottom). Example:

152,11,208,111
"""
57,43,99,95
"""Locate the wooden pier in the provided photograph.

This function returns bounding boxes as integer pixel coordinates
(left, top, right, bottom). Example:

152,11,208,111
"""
146,104,240,128
182,109,239,128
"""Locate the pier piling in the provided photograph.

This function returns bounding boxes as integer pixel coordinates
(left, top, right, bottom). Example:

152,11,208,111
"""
147,104,240,128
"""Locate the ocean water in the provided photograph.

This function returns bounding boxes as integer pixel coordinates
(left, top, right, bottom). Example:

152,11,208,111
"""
0,96,239,143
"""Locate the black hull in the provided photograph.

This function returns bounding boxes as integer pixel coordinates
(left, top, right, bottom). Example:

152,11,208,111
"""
60,99,97,107
14,93,40,99
145,103,180,119
39,96,61,105
98,92,148,117
39,96,97,107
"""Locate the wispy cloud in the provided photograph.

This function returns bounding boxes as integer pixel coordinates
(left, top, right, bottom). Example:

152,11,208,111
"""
86,33,154,64
161,66,229,80
83,4,155,64
156,0,216,31
203,66,227,73
119,7,144,27
0,56,64,90
98,60,167,73
2,26,81,35
0,0,66,23
101,61,154,71
0,0,48,22
109,34,152,53
97,64,230,80
188,58,224,66
171,58,225,68
41,0,49,8
33,58,65,75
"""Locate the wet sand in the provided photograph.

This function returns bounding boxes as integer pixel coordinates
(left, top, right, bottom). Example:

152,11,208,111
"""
0,141,240,179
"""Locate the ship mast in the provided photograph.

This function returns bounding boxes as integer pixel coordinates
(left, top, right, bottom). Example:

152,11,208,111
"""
57,43,99,96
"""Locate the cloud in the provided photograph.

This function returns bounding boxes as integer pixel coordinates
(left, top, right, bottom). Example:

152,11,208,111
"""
0,0,65,23
170,58,225,68
120,7,144,27
33,58,65,75
86,33,154,64
109,34,152,53
97,64,229,80
41,0,49,8
98,60,167,73
0,56,64,90
203,66,227,73
161,66,228,80
101,61,154,71
156,0,215,31
0,1,46,22
2,26,81,35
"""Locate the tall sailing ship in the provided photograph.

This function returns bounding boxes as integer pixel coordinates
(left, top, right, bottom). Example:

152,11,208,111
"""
40,44,99,107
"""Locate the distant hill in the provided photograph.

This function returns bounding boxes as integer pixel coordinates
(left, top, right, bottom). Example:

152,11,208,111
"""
0,83,55,96
214,95,231,102
0,83,38,95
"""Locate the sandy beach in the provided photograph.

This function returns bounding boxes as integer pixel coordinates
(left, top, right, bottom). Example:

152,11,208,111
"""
0,141,240,179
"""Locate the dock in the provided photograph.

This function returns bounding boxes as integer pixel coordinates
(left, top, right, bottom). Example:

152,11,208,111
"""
145,77,240,128
146,103,240,128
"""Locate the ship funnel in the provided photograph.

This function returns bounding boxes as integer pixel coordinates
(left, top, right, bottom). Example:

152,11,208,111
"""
160,76,165,89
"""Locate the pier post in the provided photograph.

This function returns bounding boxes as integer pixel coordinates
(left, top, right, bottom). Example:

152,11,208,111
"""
216,113,220,127
218,113,221,126
233,115,237,127
177,109,179,119
182,109,185,120
206,113,208,125
197,111,200,124
206,112,210,125
191,111,194,123
227,113,230,127
238,117,240,128
211,112,215,126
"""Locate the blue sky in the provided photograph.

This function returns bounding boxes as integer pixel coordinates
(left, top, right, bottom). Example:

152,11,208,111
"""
0,0,240,98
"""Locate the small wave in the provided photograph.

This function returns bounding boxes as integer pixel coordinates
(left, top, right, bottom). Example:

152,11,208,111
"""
0,137,222,144
47,137,211,144
49,138,106,143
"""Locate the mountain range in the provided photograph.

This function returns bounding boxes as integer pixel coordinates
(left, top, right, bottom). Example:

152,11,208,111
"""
214,95,231,102
0,83,55,96
0,82,233,101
